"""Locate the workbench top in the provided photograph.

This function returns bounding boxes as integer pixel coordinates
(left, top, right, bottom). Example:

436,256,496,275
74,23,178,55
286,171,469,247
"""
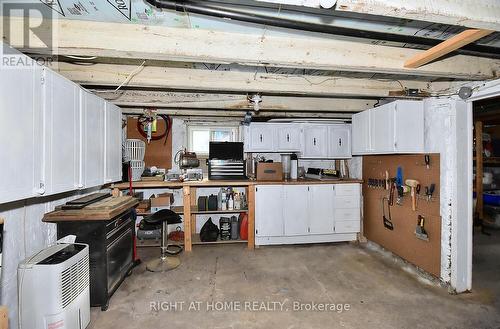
112,179,362,190
43,196,139,222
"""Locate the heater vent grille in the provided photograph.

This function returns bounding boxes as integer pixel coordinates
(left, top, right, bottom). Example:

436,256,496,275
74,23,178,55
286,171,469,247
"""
60,255,90,308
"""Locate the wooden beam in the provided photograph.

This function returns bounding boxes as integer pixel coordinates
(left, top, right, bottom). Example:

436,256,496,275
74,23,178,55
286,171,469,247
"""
4,18,499,79
90,90,376,112
57,62,435,98
335,0,500,31
120,107,354,119
405,29,494,68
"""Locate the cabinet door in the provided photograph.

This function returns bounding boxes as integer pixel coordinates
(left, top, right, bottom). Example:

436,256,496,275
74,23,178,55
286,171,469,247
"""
283,185,309,236
303,125,328,158
105,103,123,183
329,125,352,158
43,69,81,195
0,64,43,203
352,111,370,154
371,104,395,153
276,124,301,151
309,185,335,234
255,185,284,237
248,124,274,152
394,101,424,152
81,91,105,188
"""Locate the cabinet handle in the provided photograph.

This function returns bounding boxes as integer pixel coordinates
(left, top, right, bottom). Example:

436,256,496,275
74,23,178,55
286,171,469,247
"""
313,138,316,146
287,134,290,142
260,134,263,142
339,138,342,146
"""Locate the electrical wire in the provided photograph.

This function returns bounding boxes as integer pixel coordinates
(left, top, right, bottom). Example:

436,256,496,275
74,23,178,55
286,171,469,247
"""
61,55,98,60
114,60,147,92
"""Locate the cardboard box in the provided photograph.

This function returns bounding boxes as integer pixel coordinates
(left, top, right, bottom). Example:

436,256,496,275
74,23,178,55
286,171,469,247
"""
136,199,151,213
257,162,283,181
150,192,174,207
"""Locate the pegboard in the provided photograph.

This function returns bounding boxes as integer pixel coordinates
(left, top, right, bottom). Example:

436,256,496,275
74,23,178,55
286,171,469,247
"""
363,154,441,277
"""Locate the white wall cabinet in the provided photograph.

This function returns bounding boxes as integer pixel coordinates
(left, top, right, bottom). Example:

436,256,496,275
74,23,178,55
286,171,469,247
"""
245,123,352,158
328,125,351,158
0,48,124,205
302,125,329,158
42,69,81,195
80,91,106,188
0,63,43,203
255,183,361,245
246,124,274,152
352,110,370,153
352,100,424,155
276,124,301,151
105,103,123,183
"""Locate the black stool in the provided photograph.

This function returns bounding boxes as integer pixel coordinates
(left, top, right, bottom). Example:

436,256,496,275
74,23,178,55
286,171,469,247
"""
144,209,183,272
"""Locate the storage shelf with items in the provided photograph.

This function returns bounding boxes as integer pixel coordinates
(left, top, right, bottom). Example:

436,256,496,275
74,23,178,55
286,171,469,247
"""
190,208,248,215
183,182,255,251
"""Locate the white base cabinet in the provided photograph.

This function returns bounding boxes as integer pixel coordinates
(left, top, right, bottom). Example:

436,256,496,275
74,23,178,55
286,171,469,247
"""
255,183,361,245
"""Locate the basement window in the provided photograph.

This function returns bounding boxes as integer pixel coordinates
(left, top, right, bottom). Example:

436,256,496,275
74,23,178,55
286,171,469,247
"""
187,125,239,155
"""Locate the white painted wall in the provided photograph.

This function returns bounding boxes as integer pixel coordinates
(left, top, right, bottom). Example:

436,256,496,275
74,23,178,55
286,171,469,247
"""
0,188,102,328
423,97,471,291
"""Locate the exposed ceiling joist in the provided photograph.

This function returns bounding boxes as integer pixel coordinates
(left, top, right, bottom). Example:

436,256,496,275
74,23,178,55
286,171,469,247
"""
404,29,495,69
121,107,354,119
6,18,499,80
90,90,376,111
335,0,500,32
57,62,452,98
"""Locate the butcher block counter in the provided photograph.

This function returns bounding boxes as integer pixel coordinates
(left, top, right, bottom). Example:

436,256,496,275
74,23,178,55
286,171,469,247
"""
111,178,363,190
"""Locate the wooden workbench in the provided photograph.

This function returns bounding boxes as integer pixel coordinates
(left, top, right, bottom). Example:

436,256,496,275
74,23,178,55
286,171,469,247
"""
43,196,139,222
111,179,362,252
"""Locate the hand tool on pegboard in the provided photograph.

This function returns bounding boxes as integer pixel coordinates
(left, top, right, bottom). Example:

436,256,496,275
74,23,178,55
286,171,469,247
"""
425,184,436,202
405,179,420,211
382,197,394,230
389,179,396,206
425,155,431,169
396,167,404,205
415,215,429,241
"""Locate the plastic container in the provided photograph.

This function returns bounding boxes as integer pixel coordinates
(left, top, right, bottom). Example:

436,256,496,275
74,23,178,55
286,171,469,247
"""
291,153,298,180
281,154,291,180
230,216,239,240
219,217,232,241
239,213,248,240
130,160,145,181
484,190,500,206
124,139,146,161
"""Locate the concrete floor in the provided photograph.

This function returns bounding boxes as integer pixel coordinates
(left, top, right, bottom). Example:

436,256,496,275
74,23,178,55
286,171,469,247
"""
89,237,500,329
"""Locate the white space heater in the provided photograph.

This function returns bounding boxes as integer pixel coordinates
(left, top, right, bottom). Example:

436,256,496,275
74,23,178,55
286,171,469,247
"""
18,243,90,329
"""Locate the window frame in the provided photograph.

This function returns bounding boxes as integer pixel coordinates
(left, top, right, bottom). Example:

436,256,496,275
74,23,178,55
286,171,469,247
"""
186,123,240,156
